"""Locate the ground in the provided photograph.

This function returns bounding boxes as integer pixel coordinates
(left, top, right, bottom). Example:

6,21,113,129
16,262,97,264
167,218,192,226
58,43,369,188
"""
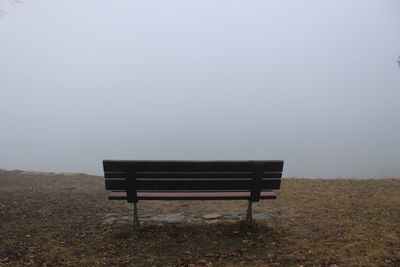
0,169,399,266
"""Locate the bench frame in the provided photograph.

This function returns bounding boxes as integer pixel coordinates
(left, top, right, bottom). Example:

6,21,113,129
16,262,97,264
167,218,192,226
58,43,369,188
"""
103,160,283,229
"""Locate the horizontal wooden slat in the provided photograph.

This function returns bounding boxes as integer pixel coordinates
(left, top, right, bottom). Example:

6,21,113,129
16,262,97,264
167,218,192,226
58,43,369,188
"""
104,172,126,178
104,171,282,179
105,179,281,190
108,191,277,200
103,160,284,173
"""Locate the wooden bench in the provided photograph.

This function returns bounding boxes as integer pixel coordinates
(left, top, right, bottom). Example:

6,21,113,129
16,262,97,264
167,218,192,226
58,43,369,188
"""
103,160,284,228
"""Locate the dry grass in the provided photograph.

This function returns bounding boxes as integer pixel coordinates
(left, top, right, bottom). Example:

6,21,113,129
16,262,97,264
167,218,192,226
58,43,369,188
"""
1,169,399,266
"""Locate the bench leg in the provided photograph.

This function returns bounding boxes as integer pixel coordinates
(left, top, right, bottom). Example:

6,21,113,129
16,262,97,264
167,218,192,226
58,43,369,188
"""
133,202,140,230
246,200,253,227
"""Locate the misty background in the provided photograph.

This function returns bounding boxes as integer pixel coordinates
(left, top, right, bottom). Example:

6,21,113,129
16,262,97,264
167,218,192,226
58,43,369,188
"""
0,0,399,178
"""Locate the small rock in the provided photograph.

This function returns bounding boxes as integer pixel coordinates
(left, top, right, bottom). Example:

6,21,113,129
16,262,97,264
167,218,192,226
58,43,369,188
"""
145,213,185,223
102,217,117,225
224,214,242,221
203,213,222,220
104,213,117,218
140,214,156,218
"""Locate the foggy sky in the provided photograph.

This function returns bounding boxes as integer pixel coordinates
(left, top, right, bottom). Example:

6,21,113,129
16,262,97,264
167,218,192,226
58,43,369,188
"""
1,0,400,178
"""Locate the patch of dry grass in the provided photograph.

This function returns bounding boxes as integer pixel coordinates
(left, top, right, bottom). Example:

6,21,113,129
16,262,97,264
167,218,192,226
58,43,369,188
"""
1,169,399,266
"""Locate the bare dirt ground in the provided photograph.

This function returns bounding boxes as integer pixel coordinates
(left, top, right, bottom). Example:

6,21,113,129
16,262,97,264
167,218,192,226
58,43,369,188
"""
1,169,399,266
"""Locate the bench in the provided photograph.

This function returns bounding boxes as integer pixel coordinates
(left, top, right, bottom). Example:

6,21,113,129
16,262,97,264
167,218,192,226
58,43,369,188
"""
103,160,284,228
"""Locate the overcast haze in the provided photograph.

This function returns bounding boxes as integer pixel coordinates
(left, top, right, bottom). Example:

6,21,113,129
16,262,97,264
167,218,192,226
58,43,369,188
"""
1,0,399,178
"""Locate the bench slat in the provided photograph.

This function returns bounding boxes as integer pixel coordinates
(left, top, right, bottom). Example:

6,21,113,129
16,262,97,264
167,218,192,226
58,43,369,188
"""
105,178,281,190
108,191,277,200
104,171,282,179
103,160,284,173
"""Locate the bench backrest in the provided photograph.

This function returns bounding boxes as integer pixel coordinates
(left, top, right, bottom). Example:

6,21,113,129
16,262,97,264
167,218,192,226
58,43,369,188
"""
103,160,284,202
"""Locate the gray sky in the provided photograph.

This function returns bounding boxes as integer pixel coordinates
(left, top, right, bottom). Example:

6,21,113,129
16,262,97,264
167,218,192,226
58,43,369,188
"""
1,0,400,178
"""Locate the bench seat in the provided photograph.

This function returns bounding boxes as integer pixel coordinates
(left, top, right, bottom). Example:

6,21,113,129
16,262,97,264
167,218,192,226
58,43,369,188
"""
108,190,277,200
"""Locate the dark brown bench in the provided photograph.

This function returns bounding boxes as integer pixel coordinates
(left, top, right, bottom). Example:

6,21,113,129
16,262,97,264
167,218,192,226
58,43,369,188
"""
103,160,284,228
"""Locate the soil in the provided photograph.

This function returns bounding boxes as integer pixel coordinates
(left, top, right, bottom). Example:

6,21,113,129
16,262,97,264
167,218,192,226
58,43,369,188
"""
1,169,399,266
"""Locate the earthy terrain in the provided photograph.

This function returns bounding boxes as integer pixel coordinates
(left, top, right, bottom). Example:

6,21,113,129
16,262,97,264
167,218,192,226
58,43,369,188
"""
0,169,399,266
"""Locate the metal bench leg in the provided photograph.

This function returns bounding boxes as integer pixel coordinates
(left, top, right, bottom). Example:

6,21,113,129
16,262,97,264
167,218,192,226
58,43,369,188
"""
133,203,140,230
246,200,253,227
